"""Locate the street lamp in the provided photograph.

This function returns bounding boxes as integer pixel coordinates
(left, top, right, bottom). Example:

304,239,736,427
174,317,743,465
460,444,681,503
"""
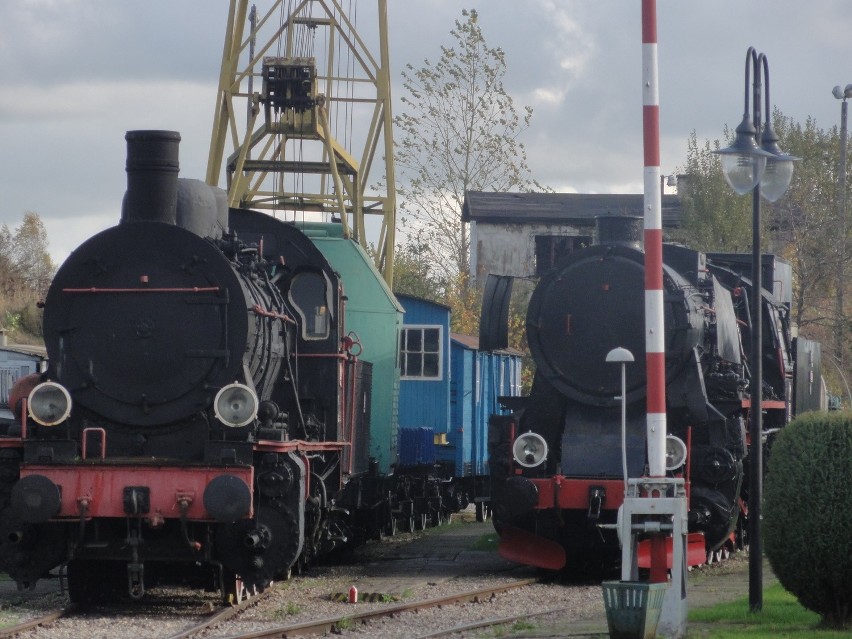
714,47,798,613
832,84,852,368
606,347,634,496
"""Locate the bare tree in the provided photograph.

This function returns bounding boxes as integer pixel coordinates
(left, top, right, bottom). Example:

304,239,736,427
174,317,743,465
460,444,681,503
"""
0,211,55,340
10,211,55,298
394,9,547,290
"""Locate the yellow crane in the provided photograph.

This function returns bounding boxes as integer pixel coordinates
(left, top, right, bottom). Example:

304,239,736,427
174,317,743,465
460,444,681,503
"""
206,0,397,286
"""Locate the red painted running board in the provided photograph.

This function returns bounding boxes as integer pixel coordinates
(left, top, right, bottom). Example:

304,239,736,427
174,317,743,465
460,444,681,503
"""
498,526,567,570
637,532,707,568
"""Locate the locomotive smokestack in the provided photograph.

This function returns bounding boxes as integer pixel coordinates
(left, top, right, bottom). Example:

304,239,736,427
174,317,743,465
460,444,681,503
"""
121,130,181,225
593,215,643,250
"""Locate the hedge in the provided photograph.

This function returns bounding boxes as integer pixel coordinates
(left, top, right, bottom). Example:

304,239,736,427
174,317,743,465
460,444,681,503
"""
763,411,852,628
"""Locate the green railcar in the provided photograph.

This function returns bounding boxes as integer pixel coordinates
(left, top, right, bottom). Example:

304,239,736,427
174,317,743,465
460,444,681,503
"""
298,222,403,474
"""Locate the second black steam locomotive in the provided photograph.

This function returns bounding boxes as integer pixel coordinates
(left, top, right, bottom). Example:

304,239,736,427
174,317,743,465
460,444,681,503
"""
484,216,824,570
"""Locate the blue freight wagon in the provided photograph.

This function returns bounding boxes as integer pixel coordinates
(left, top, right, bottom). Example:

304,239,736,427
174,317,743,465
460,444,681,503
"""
395,294,522,517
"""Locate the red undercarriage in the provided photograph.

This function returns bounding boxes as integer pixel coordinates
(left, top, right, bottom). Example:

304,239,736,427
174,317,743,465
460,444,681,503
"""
20,464,255,521
499,475,709,570
7,438,350,523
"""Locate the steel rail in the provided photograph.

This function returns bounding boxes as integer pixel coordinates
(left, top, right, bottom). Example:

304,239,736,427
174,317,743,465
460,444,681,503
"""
0,605,75,638
163,589,275,639
214,578,538,639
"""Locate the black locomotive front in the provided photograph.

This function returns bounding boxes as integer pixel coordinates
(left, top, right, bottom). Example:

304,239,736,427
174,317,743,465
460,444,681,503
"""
0,131,368,602
488,218,759,570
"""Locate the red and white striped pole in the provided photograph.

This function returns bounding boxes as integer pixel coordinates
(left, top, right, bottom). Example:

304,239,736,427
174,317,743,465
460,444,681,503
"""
641,0,673,590
642,0,666,479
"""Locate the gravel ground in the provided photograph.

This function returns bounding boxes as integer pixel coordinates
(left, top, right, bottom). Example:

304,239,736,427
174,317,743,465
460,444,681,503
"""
1,512,763,639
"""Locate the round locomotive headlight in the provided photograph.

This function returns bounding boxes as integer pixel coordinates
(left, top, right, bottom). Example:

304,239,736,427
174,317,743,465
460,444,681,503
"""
665,435,688,471
28,382,72,426
512,431,549,468
214,383,258,427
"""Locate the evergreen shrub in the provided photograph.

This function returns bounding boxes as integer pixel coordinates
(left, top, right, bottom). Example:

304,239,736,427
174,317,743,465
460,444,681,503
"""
764,411,852,628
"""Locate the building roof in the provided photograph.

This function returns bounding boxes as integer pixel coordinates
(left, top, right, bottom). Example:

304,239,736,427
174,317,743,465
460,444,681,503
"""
394,292,452,312
461,191,682,228
451,332,525,357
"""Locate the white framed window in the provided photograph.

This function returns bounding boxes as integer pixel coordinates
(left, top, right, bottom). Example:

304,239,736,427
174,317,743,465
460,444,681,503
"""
399,325,442,380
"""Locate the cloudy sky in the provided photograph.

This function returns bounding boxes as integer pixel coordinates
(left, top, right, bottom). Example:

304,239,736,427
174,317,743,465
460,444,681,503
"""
2,0,852,266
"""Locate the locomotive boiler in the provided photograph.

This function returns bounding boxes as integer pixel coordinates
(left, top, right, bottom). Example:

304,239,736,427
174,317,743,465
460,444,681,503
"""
0,131,371,602
484,216,823,571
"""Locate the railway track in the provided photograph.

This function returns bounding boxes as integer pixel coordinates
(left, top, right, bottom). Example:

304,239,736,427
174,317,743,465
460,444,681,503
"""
197,578,539,639
0,579,542,639
0,513,607,639
0,595,267,639
0,606,75,638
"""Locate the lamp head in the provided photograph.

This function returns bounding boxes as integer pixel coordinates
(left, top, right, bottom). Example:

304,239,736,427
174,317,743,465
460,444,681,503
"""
214,383,258,427
605,347,634,363
512,431,549,468
28,382,72,426
832,85,852,100
713,114,774,195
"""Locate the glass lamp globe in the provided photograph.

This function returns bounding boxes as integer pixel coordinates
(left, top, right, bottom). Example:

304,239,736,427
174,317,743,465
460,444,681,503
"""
759,156,796,202
719,152,768,195
758,122,799,202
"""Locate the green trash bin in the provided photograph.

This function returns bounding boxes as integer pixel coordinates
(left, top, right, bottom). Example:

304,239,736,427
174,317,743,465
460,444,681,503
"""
601,580,668,639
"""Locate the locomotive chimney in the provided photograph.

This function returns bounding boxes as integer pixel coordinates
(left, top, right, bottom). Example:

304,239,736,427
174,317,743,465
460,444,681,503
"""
593,215,643,250
121,130,181,225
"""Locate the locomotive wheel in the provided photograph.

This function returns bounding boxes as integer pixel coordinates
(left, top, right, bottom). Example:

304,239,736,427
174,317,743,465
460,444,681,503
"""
223,570,254,606
67,560,123,606
67,561,96,606
405,515,416,533
416,512,427,531
215,505,299,591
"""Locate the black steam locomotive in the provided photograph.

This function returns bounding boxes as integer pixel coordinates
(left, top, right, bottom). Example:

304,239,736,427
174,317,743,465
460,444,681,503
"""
0,131,374,603
484,216,824,570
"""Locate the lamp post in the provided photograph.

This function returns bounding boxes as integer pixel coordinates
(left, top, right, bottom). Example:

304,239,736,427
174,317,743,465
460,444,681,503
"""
714,48,798,613
832,84,852,369
606,347,635,496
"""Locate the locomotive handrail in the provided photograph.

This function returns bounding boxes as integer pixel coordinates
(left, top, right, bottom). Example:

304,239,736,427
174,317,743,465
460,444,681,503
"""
296,352,350,360
21,397,27,439
62,286,221,293
82,427,107,460
255,439,350,452
251,304,296,324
